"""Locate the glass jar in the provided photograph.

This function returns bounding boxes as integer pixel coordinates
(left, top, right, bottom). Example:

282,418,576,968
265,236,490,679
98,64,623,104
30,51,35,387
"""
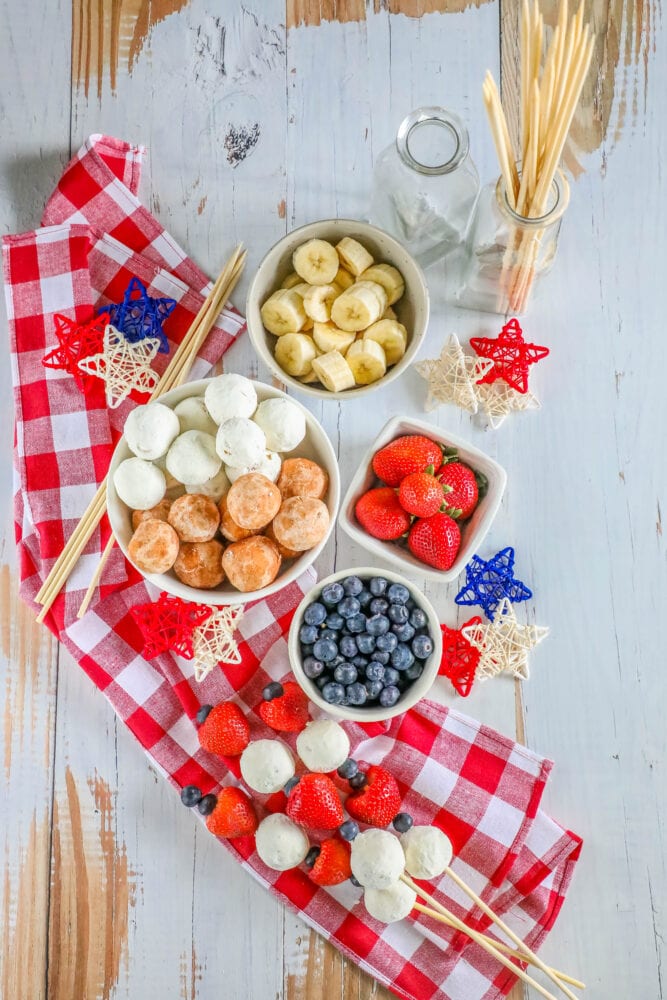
454,169,570,315
370,107,480,268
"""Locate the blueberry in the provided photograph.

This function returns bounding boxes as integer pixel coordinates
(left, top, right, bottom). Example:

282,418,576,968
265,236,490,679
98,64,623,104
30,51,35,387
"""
326,611,344,630
405,662,423,681
409,608,427,629
371,650,390,665
300,643,315,657
352,654,369,669
315,675,330,690
338,596,361,618
365,662,385,682
379,685,401,708
322,681,346,704
393,812,414,833
319,628,339,642
383,667,400,686
181,784,202,807
334,663,358,685
349,771,368,789
322,582,345,606
339,819,360,841
412,634,434,659
388,583,410,604
367,614,390,636
305,846,321,868
357,588,372,608
339,635,358,658
350,875,363,888
391,643,415,671
343,575,364,596
369,576,389,596
196,705,212,726
330,654,346,669
376,632,398,653
197,794,217,816
304,601,327,626
303,656,325,679
284,775,300,795
406,598,416,611
263,681,284,701
299,623,319,645
392,622,416,643
370,597,389,615
337,758,359,779
356,632,376,655
347,613,367,634
314,638,338,662
346,682,367,706
388,604,409,625
364,678,384,699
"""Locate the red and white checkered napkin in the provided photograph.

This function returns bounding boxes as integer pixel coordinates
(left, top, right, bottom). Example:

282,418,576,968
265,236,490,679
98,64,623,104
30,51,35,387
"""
4,135,581,1000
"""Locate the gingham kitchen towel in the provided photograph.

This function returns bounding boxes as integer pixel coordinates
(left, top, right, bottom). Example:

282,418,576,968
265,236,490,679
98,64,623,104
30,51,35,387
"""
4,135,582,1000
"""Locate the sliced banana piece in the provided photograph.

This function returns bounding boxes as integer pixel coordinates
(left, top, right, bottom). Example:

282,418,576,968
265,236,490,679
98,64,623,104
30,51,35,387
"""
261,289,307,336
312,350,356,392
334,266,355,290
346,339,387,385
275,333,318,377
382,305,398,320
300,366,322,384
302,283,341,322
281,271,302,289
336,236,374,276
293,239,339,285
330,281,387,332
302,315,314,331
292,282,312,298
362,319,408,366
312,321,356,355
359,263,405,305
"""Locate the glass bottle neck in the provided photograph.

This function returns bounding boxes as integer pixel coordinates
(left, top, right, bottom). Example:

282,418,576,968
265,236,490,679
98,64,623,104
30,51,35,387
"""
495,168,570,230
396,107,470,176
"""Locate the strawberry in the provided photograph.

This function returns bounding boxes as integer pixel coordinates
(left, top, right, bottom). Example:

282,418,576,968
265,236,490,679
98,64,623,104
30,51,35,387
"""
436,462,479,520
372,435,442,487
355,487,411,540
408,513,461,571
286,773,345,829
206,787,258,839
345,765,401,828
198,702,250,757
259,681,310,733
398,470,444,517
308,838,351,886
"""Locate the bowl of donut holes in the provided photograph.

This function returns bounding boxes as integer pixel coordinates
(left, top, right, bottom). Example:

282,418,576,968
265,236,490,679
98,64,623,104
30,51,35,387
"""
107,377,340,604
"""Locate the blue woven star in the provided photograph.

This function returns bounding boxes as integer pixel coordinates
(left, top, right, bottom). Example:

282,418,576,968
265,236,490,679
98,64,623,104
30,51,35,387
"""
454,546,532,620
99,277,175,353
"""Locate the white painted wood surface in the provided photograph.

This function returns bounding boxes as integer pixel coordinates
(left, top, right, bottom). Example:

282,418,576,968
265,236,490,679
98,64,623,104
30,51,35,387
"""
1,1,665,998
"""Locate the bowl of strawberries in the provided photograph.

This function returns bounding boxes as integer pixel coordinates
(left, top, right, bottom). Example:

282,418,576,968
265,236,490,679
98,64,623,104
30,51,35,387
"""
339,417,507,582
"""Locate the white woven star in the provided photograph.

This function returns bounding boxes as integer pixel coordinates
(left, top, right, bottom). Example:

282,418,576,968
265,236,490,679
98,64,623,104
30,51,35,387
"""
474,381,540,429
77,323,161,408
461,598,549,680
192,605,244,683
414,334,494,413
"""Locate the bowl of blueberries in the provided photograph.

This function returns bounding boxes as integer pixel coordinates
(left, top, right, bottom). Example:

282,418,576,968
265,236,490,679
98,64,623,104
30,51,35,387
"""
288,567,442,721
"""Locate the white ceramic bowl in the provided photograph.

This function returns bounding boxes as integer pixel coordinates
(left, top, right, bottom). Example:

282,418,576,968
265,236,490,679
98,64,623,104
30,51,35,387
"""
289,567,444,722
246,219,430,400
107,379,340,605
339,416,507,584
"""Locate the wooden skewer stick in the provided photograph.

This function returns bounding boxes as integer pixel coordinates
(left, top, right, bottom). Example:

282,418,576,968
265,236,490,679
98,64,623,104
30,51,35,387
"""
76,535,115,619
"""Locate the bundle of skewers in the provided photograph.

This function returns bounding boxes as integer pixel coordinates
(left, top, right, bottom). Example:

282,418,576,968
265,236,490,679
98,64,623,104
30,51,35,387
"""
482,0,594,312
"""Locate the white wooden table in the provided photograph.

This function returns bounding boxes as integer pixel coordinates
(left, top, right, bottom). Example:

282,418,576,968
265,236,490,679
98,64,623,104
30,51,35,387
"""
1,2,665,998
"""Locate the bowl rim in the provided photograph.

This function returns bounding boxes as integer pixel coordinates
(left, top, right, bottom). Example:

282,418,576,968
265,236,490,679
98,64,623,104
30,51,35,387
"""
338,415,507,583
106,378,341,605
246,218,430,401
288,565,444,722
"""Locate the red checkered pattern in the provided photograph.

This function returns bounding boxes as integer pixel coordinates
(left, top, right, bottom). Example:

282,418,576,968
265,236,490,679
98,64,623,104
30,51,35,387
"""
3,135,581,1000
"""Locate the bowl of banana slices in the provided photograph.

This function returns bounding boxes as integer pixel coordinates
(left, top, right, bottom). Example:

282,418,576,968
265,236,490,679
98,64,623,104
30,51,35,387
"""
246,220,430,399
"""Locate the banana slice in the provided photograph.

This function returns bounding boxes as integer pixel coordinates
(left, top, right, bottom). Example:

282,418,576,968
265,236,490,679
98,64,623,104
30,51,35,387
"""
346,339,387,385
334,267,355,290
302,283,341,322
382,305,398,320
261,290,307,336
302,315,314,331
312,321,356,355
311,350,356,392
281,271,302,289
292,282,312,298
336,236,374,276
362,319,408,366
293,239,339,285
359,263,405,305
330,281,387,332
300,366,322,384
275,333,318,377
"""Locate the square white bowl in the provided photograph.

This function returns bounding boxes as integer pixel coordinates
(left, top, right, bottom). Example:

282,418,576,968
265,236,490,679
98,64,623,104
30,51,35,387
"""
339,416,507,583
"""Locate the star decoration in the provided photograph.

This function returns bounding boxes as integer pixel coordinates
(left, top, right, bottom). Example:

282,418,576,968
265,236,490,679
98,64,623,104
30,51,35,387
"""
99,277,176,353
77,323,161,408
414,334,494,413
42,313,107,391
474,381,540,429
191,605,244,683
454,546,532,620
461,598,549,680
470,318,549,394
130,592,213,660
439,618,482,696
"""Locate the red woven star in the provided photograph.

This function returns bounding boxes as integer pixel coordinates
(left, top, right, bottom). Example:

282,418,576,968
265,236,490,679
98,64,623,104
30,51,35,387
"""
131,592,213,660
42,313,107,391
439,618,483,697
470,318,549,394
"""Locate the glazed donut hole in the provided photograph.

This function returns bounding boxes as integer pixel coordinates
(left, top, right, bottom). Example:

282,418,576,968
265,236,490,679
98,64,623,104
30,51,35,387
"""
272,497,330,552
131,498,172,531
173,540,225,589
128,520,180,574
277,457,329,500
218,495,259,542
222,535,282,592
226,473,282,531
168,494,221,543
